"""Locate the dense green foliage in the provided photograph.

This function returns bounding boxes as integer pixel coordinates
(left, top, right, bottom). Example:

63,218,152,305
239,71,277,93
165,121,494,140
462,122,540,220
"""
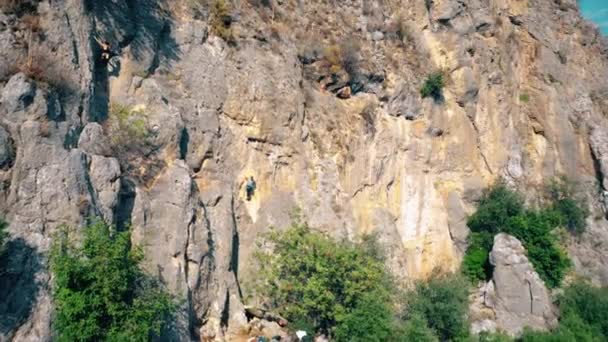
462,181,587,288
467,184,525,235
256,217,479,341
546,178,589,236
333,293,394,342
50,221,175,342
396,314,438,342
404,273,470,341
420,72,445,100
505,211,570,288
517,281,608,341
255,218,395,340
462,232,493,282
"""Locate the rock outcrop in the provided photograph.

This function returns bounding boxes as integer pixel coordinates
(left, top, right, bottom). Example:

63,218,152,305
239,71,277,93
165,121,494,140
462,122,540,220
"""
471,234,557,336
0,0,608,341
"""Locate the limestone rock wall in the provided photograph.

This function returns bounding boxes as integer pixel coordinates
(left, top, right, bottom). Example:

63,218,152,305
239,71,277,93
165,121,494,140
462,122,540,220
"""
470,233,557,336
0,0,608,341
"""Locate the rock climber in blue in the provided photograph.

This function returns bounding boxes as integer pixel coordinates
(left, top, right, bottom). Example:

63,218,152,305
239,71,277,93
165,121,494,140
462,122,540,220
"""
246,176,257,201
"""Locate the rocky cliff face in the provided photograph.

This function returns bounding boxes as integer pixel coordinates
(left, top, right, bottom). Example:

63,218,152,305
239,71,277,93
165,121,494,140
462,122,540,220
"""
1,0,608,340
470,233,557,336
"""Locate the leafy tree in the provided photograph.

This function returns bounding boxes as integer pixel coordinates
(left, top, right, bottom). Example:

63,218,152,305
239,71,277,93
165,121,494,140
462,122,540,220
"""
50,220,175,342
504,211,570,288
477,331,513,342
333,293,394,342
546,178,589,235
558,281,608,338
404,273,470,341
394,314,438,342
467,183,524,235
420,72,445,101
255,217,395,339
462,232,494,282
462,182,579,288
520,281,607,342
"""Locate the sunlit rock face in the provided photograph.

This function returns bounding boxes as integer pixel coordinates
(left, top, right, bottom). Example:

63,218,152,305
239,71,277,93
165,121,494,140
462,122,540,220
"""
1,0,608,340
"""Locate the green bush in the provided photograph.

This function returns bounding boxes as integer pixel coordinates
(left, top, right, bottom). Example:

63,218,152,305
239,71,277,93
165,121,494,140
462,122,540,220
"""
50,220,176,342
404,273,470,341
420,72,445,100
107,103,148,147
521,281,608,341
210,0,234,44
255,217,395,339
462,232,494,282
394,314,438,342
463,182,580,288
467,183,524,235
546,178,589,235
559,281,608,337
333,293,394,342
477,331,513,342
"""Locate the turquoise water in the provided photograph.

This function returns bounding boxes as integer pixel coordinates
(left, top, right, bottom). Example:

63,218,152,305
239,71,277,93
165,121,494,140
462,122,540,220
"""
580,0,608,34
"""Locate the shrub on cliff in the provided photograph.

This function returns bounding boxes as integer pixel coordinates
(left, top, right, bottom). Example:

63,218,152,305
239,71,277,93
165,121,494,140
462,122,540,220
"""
521,280,608,341
254,216,396,340
210,0,234,44
462,231,493,282
403,273,470,341
420,72,445,101
107,103,148,148
323,40,361,80
467,183,524,235
50,220,175,342
545,177,589,235
463,180,584,288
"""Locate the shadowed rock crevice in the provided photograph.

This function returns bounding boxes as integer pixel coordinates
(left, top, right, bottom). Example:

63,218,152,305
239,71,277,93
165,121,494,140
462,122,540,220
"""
0,238,43,336
229,196,242,299
115,177,136,230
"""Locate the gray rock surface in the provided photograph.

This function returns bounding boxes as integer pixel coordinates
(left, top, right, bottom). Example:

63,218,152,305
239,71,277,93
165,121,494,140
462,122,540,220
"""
483,234,557,336
590,125,608,190
446,191,468,254
1,0,608,341
78,123,110,156
88,155,121,223
1,73,35,113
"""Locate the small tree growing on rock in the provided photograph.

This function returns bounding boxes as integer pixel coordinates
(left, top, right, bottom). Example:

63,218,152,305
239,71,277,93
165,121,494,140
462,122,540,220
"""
105,103,150,159
210,0,235,44
420,71,445,101
462,180,583,288
50,220,176,341
545,177,589,235
254,215,396,340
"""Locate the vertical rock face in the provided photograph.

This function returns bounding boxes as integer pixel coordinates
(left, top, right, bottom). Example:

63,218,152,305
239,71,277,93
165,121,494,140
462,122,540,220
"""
1,0,608,340
471,234,557,336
